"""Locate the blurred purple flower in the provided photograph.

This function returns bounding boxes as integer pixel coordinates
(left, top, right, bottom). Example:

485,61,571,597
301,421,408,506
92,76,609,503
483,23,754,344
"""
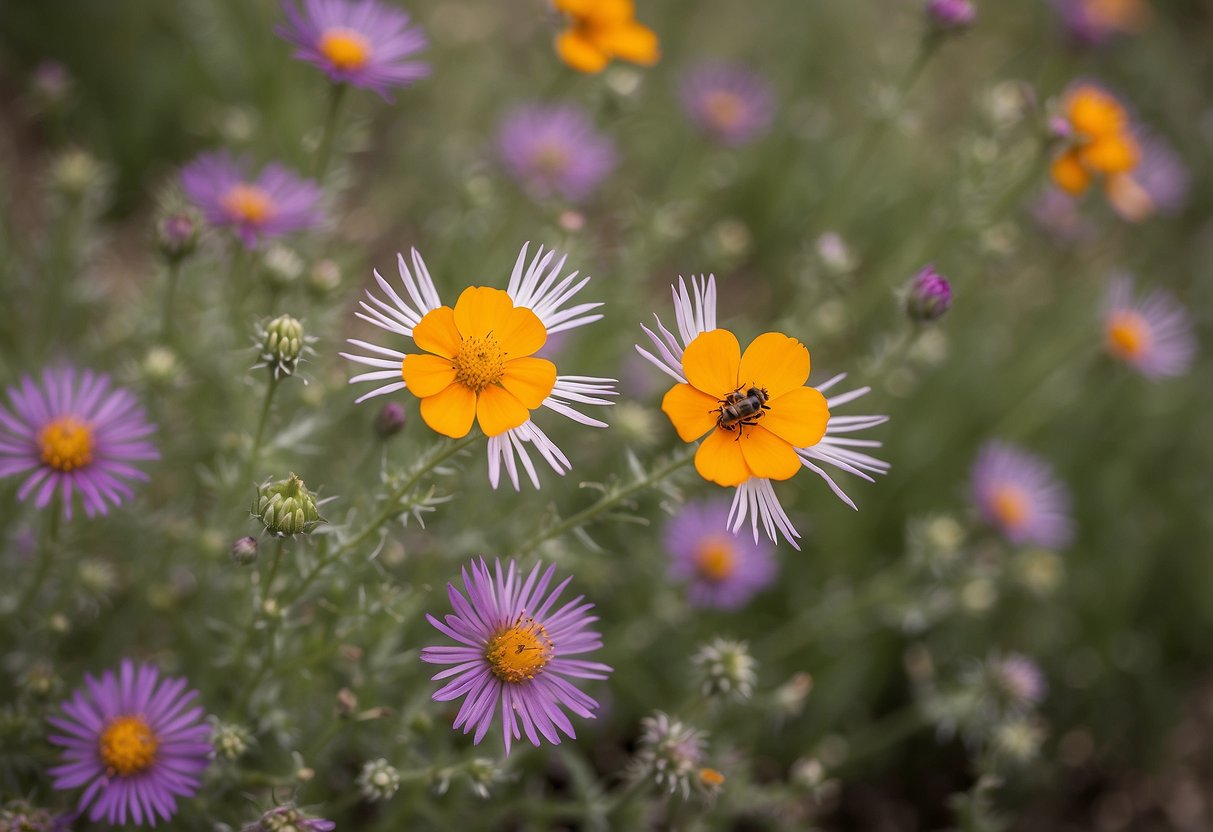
0,367,157,519
993,653,1047,708
497,104,617,202
1049,0,1149,46
1107,132,1189,223
927,0,977,30
277,0,429,98
420,558,612,754
48,660,212,826
181,151,323,249
679,61,775,146
666,498,778,610
905,264,952,323
970,442,1073,549
1103,275,1195,379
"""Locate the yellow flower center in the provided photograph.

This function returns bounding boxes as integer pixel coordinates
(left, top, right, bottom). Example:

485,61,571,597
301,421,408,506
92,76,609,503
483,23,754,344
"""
99,715,158,777
38,416,93,472
990,485,1031,531
693,537,737,583
1086,0,1147,29
703,90,745,131
319,27,373,72
532,142,571,177
485,615,554,684
452,335,506,394
699,767,726,787
221,183,275,226
1106,310,1151,361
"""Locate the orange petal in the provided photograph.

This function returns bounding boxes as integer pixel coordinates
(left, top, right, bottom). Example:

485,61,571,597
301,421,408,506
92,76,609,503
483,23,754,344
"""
760,386,830,449
412,305,461,359
496,305,547,358
419,382,477,438
556,30,610,73
452,286,514,339
694,426,751,487
1079,133,1139,175
740,425,801,482
661,383,719,443
500,357,557,409
1049,149,1091,196
401,353,456,398
682,329,741,399
475,384,530,437
597,22,659,65
739,332,810,400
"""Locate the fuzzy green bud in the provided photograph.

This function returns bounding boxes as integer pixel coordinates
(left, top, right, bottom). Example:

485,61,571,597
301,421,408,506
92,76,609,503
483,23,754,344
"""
50,147,106,202
252,474,324,536
210,718,253,761
693,638,757,702
263,244,304,289
258,314,307,379
155,209,201,264
357,758,401,802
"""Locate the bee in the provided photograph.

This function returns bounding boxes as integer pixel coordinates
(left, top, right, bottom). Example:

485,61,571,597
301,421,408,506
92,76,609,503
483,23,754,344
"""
714,385,770,433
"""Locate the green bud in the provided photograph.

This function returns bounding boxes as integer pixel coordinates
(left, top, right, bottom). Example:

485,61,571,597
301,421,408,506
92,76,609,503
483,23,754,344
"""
693,638,757,702
155,209,201,264
256,314,310,379
357,758,401,802
252,474,324,537
210,718,253,761
50,147,107,202
262,244,304,289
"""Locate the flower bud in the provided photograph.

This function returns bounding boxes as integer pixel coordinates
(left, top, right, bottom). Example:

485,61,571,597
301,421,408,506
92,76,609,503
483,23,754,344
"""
629,712,707,799
309,259,342,296
155,209,201,264
0,799,61,832
693,638,757,703
464,758,504,799
252,474,324,537
256,314,312,380
905,264,953,323
926,0,976,30
141,346,182,387
210,718,253,761
263,244,304,289
357,758,401,802
18,662,61,699
230,535,259,565
989,716,1045,767
29,61,73,114
243,805,335,832
50,147,106,203
374,401,407,439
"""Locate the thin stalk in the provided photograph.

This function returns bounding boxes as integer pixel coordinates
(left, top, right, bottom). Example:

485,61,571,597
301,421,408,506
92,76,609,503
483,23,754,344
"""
314,83,349,179
235,537,287,712
17,501,61,618
159,260,182,342
246,376,280,486
513,447,696,557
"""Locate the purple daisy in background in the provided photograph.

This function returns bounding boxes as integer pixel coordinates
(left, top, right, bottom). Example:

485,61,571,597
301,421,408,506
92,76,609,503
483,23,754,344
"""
0,367,157,519
1102,275,1195,379
497,104,617,203
1106,133,1190,223
970,442,1073,549
420,558,612,754
665,498,778,610
276,0,429,99
1048,0,1149,46
47,660,212,826
926,0,977,30
679,61,775,147
180,151,323,249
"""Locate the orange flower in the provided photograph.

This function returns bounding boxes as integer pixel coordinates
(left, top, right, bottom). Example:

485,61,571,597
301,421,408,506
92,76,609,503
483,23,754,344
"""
1049,84,1140,196
400,286,557,439
553,0,659,74
661,329,829,487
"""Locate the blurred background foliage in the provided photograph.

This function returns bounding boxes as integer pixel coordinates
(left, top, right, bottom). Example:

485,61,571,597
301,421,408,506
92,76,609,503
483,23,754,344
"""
1,1,1211,830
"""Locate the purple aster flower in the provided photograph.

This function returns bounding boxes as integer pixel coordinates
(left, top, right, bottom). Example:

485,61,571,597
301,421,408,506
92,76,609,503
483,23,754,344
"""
420,558,612,754
47,660,212,827
244,806,335,832
1106,133,1189,223
926,0,977,30
904,264,953,323
970,442,1073,549
991,653,1047,708
276,0,429,99
679,61,775,147
1049,0,1149,46
1103,275,1195,379
180,151,323,249
0,367,157,519
497,104,617,202
665,498,778,610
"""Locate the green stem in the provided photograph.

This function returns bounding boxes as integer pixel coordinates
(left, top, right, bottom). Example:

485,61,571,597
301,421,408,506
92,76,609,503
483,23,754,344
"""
513,447,696,557
246,376,280,486
159,260,181,342
235,538,286,713
16,502,61,618
314,83,348,179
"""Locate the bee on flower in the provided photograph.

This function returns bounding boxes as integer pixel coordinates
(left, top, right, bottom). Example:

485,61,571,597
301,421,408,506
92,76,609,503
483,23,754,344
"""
1048,83,1141,210
341,243,616,489
636,275,889,548
552,0,659,74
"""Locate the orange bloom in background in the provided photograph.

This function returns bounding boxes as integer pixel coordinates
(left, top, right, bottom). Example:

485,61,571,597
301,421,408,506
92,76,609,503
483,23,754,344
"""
401,286,557,439
662,329,830,487
1049,84,1140,198
553,0,659,74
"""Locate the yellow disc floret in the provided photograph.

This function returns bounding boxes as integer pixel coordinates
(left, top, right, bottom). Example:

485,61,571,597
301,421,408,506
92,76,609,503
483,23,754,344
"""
452,335,506,394
703,91,745,132
693,537,737,583
1106,310,1151,361
319,27,373,72
221,183,275,226
485,615,554,684
990,485,1031,531
38,416,93,472
99,715,159,777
